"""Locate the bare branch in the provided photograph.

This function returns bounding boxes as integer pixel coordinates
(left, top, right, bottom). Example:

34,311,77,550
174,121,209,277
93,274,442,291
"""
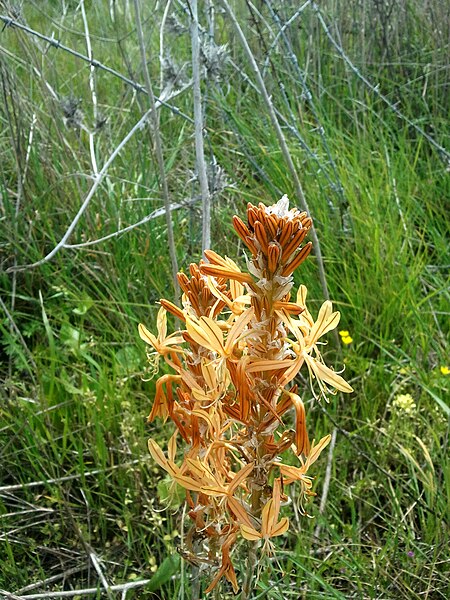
220,0,331,301
0,458,149,493
314,426,337,541
0,578,152,599
190,0,211,255
133,0,180,298
64,197,199,249
6,83,191,273
80,0,98,176
0,14,193,123
313,3,450,163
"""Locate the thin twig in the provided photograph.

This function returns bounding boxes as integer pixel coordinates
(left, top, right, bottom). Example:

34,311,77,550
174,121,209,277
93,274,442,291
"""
159,0,173,91
262,1,345,207
0,14,193,123
1,578,151,599
6,82,190,273
190,0,212,255
0,457,149,493
220,0,331,301
14,566,86,594
261,0,312,75
89,552,113,599
313,426,337,540
5,107,150,271
80,0,98,176
313,3,450,163
64,197,200,249
133,0,180,298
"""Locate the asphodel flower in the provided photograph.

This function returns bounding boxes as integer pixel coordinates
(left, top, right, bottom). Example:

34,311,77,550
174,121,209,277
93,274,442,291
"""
138,197,353,593
240,479,290,554
138,306,184,374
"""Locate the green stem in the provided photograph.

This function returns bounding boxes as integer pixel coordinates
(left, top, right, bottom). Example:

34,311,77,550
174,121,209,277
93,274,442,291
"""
241,540,258,600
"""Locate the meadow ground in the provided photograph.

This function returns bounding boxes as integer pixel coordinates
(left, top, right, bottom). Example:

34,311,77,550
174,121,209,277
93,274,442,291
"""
0,1,449,598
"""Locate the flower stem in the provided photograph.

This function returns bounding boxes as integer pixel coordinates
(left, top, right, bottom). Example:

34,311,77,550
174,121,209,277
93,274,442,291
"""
241,540,258,600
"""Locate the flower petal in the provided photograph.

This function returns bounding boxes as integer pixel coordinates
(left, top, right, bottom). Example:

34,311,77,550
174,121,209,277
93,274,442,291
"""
240,524,262,541
309,301,341,345
306,355,354,393
270,516,289,537
186,315,224,354
138,323,158,350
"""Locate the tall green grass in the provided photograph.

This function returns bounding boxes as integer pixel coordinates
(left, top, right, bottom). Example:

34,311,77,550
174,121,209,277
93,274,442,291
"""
1,1,448,597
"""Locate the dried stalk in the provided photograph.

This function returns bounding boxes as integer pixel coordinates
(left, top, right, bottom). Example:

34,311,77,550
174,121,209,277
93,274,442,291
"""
133,0,180,298
241,540,258,600
0,15,193,122
190,0,212,255
219,0,331,301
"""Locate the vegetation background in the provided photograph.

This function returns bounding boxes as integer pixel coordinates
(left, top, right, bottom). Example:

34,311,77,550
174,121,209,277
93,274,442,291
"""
0,0,449,598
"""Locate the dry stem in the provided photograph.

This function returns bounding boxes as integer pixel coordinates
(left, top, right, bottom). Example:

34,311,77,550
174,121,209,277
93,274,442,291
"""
133,0,180,298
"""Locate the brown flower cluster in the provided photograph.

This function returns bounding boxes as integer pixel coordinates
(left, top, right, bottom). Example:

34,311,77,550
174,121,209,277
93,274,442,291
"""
139,196,353,593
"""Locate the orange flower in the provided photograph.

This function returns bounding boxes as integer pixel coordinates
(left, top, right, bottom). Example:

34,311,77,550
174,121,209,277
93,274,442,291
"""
139,197,352,594
240,480,289,554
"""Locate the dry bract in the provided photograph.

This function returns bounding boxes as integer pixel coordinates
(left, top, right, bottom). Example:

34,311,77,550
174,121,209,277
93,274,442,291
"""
139,197,353,592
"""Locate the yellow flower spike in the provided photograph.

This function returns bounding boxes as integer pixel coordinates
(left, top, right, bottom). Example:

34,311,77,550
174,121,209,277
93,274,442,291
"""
440,366,450,376
393,393,416,414
339,330,349,337
341,335,353,345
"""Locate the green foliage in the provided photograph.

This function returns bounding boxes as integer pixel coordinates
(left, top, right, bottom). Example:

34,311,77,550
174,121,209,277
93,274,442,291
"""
1,1,448,598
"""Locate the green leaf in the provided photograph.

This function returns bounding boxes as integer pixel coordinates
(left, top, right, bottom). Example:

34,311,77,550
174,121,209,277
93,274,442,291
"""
146,554,180,592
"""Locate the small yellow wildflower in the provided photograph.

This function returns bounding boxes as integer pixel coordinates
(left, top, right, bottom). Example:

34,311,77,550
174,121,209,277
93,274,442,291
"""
339,330,353,345
440,366,450,376
393,393,416,414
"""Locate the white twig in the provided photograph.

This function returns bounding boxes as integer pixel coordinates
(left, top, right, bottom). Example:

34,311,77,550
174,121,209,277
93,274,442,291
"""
14,566,86,595
133,0,180,298
80,0,98,176
64,197,199,248
1,579,151,599
159,0,173,90
0,457,149,493
7,109,151,272
89,552,113,598
6,83,190,273
314,426,337,540
220,0,331,301
190,0,211,255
